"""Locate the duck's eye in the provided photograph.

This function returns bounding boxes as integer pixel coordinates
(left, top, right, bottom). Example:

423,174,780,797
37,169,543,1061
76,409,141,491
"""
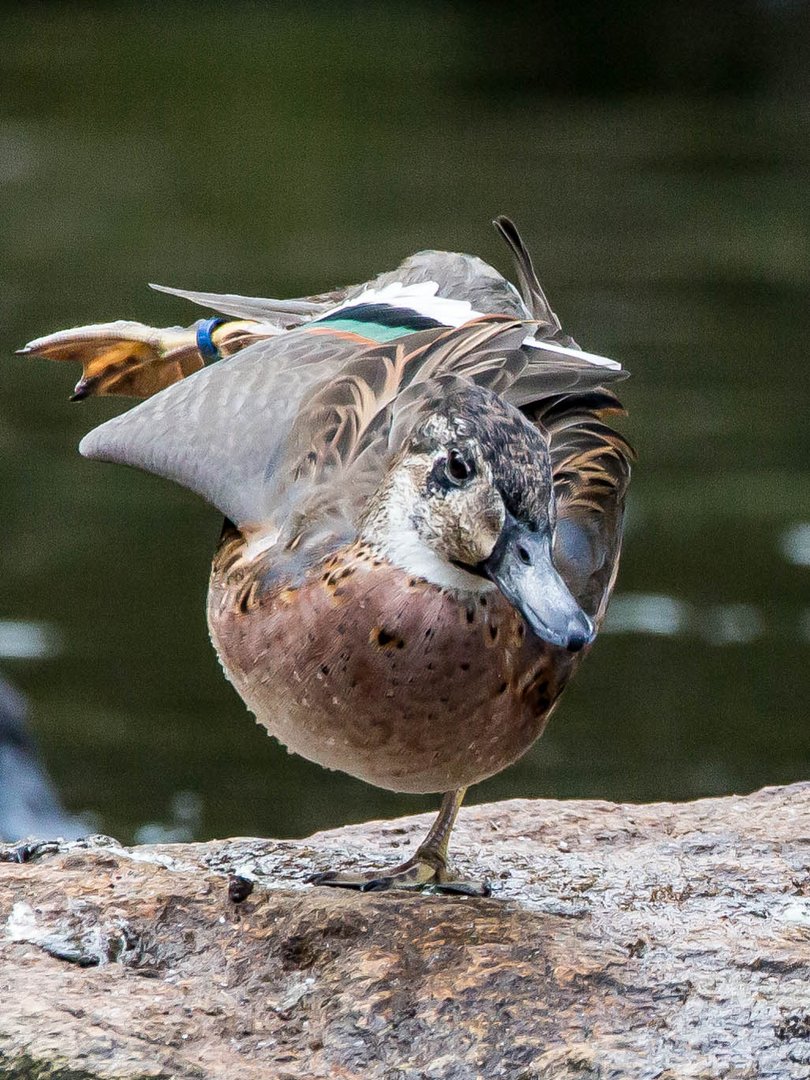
445,449,474,485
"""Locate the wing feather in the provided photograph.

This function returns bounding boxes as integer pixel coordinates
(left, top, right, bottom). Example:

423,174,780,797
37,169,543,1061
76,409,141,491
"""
148,283,344,323
78,330,372,527
493,216,578,348
525,390,634,618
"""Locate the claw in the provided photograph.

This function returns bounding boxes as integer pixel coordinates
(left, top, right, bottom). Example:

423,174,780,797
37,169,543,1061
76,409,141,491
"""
422,879,492,898
361,877,397,893
306,870,363,890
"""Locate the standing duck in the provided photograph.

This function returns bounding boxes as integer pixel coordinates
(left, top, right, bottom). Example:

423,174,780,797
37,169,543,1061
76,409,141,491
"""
21,218,633,893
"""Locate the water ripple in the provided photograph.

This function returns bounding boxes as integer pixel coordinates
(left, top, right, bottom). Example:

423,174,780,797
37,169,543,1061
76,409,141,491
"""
780,523,810,567
604,594,767,645
0,621,61,660
604,594,688,636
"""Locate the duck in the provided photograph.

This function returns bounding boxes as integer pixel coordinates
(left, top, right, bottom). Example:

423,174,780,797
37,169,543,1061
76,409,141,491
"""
20,217,633,894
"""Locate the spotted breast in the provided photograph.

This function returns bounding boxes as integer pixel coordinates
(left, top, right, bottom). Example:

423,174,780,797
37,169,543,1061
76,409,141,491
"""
209,530,573,794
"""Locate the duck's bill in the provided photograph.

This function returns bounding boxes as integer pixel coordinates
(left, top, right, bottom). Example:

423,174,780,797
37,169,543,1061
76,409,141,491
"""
479,516,595,652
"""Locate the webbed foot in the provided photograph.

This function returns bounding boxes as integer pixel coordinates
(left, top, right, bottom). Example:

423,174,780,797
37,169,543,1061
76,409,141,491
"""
308,855,491,897
306,851,492,894
307,788,490,897
17,318,270,400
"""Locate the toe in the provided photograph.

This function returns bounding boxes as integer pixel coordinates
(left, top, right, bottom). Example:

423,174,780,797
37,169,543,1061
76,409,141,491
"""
360,877,395,892
307,870,365,890
430,879,493,898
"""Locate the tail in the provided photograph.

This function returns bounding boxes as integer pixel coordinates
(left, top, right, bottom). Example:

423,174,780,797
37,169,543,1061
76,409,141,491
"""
493,216,577,348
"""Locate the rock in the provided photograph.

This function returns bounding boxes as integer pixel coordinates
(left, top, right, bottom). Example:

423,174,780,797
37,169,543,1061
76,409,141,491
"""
1,783,809,1079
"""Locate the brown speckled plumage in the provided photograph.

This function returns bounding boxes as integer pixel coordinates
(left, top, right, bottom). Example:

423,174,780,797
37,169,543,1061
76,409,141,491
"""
210,529,572,794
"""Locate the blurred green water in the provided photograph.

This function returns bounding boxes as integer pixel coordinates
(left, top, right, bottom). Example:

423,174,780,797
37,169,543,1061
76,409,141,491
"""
1,4,808,842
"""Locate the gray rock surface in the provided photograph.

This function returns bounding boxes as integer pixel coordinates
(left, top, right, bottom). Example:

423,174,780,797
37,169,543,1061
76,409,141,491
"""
1,783,809,1079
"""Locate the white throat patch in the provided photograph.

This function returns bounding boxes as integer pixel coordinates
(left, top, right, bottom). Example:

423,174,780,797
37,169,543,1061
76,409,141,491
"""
360,466,495,596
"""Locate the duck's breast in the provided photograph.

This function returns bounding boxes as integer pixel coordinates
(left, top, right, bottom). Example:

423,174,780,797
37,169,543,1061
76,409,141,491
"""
208,543,575,794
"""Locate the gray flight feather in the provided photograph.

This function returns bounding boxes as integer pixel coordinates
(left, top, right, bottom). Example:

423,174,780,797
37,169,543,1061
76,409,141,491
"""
148,283,334,324
79,330,361,527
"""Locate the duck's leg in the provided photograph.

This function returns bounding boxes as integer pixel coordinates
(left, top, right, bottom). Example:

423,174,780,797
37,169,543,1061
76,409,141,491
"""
309,788,490,896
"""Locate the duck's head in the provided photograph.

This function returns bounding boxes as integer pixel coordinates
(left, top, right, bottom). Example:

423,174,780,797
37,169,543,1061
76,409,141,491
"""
360,384,595,652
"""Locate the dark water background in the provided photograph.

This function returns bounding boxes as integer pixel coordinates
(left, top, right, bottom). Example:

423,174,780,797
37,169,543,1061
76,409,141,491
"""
2,3,808,843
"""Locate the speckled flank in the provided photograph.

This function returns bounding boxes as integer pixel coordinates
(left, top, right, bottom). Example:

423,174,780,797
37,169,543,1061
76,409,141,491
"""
208,538,575,795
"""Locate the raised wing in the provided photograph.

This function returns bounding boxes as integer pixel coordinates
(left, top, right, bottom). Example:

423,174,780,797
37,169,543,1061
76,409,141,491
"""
29,218,631,563
78,311,626,534
76,318,523,531
77,328,379,528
